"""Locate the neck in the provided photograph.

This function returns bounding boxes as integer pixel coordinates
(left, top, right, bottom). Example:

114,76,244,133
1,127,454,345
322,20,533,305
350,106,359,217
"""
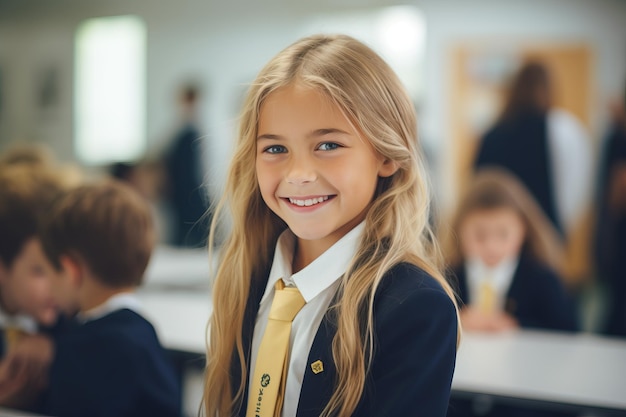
292,238,331,273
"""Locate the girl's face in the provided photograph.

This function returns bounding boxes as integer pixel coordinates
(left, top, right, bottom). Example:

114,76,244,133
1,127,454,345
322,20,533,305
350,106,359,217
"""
459,207,526,267
256,84,396,259
0,238,59,325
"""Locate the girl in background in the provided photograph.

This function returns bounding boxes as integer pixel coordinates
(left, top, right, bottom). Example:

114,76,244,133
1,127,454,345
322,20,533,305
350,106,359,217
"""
203,34,459,417
446,168,579,333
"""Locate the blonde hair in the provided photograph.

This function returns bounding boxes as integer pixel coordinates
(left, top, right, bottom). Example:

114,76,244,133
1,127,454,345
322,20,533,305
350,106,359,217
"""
444,168,565,273
203,34,459,417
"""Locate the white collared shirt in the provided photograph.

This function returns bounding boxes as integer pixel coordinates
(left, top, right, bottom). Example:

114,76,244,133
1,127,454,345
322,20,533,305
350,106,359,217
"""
465,256,519,311
547,108,594,235
0,307,37,334
249,222,364,417
76,292,142,324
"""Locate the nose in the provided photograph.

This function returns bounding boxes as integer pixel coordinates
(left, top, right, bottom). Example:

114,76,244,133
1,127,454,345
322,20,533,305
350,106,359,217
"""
285,154,317,186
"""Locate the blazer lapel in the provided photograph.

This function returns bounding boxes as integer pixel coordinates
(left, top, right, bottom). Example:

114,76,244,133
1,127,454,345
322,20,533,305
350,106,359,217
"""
295,309,338,417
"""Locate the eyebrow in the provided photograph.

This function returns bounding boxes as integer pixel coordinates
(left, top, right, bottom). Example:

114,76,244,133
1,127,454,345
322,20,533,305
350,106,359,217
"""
256,128,350,141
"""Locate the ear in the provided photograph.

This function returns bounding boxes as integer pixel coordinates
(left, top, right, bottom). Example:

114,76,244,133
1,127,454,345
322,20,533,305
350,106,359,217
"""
378,158,399,178
60,255,83,287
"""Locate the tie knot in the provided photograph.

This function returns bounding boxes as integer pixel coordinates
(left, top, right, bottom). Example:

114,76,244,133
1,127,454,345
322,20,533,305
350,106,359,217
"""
268,281,305,322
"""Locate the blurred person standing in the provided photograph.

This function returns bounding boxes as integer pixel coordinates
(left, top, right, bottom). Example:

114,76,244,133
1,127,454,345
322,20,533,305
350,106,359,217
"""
163,84,211,248
594,83,626,337
474,61,593,240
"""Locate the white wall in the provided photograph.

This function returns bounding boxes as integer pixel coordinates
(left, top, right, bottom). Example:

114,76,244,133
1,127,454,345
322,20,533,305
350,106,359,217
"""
1,0,625,204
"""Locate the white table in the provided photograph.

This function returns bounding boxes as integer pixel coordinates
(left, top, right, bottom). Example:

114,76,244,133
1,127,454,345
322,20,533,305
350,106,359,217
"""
137,290,211,354
452,330,626,415
137,291,626,415
143,245,213,289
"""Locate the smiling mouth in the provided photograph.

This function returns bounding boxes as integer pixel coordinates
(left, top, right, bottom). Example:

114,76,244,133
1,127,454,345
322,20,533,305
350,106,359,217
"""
287,196,330,207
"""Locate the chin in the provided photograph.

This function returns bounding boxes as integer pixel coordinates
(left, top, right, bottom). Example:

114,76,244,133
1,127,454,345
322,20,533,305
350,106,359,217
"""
38,312,59,326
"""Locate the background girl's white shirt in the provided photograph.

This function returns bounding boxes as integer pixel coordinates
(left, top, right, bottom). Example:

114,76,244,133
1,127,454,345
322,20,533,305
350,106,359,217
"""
76,292,142,324
548,108,594,235
250,222,365,417
465,255,519,311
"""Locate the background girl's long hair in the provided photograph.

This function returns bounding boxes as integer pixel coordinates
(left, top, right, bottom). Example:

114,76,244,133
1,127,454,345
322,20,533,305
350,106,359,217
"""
443,167,565,274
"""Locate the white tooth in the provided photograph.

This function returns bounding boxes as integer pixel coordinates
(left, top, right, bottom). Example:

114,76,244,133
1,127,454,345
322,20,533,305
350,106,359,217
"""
289,197,329,206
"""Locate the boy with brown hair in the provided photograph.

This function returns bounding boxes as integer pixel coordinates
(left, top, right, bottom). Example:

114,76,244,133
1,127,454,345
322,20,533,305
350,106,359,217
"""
37,179,181,417
0,164,77,407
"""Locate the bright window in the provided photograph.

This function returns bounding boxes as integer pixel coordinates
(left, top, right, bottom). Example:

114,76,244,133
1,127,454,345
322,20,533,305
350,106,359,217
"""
75,15,146,165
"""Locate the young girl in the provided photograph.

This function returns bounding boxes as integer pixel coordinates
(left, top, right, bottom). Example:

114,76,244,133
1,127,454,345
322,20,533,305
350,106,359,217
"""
203,34,459,417
446,168,579,333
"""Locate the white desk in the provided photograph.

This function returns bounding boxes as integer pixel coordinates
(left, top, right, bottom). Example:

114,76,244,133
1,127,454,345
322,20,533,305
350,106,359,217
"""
137,290,211,354
137,291,626,415
143,246,213,289
452,330,626,415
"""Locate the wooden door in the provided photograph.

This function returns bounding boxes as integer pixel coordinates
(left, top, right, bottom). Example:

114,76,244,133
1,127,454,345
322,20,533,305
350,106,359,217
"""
448,43,593,284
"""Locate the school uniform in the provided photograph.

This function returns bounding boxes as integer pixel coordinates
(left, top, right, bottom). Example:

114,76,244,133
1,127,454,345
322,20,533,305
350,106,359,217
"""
234,224,458,417
447,254,579,417
475,110,561,235
453,254,579,332
0,307,37,358
36,293,181,417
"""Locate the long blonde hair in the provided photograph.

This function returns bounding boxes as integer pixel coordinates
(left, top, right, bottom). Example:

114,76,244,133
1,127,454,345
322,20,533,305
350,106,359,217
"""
203,34,459,417
444,168,565,273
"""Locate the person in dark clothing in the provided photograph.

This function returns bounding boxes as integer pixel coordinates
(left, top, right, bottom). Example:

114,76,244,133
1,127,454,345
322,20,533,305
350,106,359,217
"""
594,85,626,337
474,62,592,239
445,169,579,417
164,84,211,247
37,180,181,417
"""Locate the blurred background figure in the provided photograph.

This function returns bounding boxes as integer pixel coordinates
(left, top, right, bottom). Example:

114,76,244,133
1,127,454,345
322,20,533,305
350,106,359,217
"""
473,61,593,241
446,168,578,334
161,84,211,248
0,150,83,410
594,80,626,337
445,169,579,417
0,143,55,169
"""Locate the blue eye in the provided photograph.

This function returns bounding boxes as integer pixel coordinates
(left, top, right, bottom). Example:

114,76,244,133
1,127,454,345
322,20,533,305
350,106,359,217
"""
264,145,287,154
318,142,340,151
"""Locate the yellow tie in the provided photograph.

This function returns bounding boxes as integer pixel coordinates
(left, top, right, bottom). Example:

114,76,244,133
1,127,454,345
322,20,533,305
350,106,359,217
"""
478,279,497,315
246,280,305,417
4,326,27,351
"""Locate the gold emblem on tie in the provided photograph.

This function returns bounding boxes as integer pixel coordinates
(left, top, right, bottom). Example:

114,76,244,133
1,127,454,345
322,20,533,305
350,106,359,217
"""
311,360,324,374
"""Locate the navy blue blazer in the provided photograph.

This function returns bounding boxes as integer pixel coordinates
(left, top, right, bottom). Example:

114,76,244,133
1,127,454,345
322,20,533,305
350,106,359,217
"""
234,262,458,417
475,111,562,235
452,255,579,332
37,309,181,417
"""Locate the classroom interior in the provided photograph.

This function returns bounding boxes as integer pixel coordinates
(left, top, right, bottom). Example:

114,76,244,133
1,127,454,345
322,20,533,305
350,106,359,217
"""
1,0,626,416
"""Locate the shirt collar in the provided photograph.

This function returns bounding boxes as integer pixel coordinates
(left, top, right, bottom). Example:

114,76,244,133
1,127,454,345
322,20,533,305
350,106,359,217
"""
76,292,142,324
466,255,519,291
0,307,38,334
262,222,365,304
